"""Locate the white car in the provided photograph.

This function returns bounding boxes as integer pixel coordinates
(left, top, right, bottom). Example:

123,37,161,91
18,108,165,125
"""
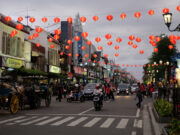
131,83,138,93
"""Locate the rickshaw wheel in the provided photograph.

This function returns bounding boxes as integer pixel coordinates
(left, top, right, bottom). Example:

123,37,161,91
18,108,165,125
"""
10,95,19,114
45,93,51,107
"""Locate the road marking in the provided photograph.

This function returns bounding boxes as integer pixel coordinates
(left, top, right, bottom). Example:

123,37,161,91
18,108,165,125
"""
78,107,94,115
116,118,129,129
14,116,38,123
51,117,74,126
20,116,49,125
83,117,102,127
67,117,88,127
136,109,140,118
133,119,142,128
131,131,136,135
100,118,115,128
35,117,62,125
0,116,26,124
143,105,152,135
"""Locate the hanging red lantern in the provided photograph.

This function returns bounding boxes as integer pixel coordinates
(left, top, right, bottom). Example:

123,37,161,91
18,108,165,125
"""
35,27,43,33
156,37,161,42
5,16,11,22
139,65,141,67
88,59,91,62
80,16,86,23
29,17,35,23
81,46,86,50
81,32,88,38
18,17,23,22
134,12,141,19
175,35,180,40
104,54,108,58
93,54,97,58
163,8,169,14
177,5,180,12
16,24,23,30
36,43,40,47
28,36,33,40
129,35,135,40
12,30,18,35
154,48,158,52
68,53,72,57
152,42,157,47
65,45,70,49
136,37,141,42
10,33,15,37
126,64,129,67
117,64,120,66
139,50,144,54
128,41,133,45
42,17,47,23
131,65,133,67
120,13,126,19
87,40,92,45
85,54,88,58
149,40,154,44
105,34,112,40
116,37,122,43
122,64,125,67
148,10,155,16
67,40,72,45
76,53,79,57
97,46,102,50
74,36,80,41
54,29,61,35
93,16,99,21
149,35,155,40
115,45,119,50
33,33,39,38
95,37,101,43
54,35,59,40
50,45,54,48
107,15,113,21
54,17,60,23
48,38,53,42
133,44,137,48
60,52,63,56
169,45,173,50
67,17,72,23
115,53,119,57
143,65,146,67
170,39,176,45
107,41,112,46
169,35,175,40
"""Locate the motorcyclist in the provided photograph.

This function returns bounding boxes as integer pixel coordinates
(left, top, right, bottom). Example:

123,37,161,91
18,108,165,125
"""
93,84,103,105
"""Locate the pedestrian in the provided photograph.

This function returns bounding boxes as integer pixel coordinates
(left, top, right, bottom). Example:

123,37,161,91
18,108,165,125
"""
56,83,62,102
106,84,111,99
135,83,143,108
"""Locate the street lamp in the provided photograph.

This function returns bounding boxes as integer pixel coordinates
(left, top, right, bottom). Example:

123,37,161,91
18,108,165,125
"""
159,60,163,64
163,13,180,32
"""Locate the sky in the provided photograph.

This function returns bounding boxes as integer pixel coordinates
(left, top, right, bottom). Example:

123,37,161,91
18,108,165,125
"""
1,0,180,82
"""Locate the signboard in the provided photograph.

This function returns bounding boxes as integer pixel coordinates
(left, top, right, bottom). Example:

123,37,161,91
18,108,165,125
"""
6,58,23,68
49,65,61,73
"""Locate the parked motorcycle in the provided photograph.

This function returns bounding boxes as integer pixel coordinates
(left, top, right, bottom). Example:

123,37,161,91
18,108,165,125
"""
93,94,103,111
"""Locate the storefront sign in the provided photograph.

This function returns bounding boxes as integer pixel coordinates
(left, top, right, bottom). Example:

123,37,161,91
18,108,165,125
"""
49,65,61,73
6,58,23,68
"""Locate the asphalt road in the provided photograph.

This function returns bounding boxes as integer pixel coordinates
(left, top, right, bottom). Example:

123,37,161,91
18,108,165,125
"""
0,94,148,135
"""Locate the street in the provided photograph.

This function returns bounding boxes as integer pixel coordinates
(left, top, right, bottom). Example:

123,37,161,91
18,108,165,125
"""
0,95,147,135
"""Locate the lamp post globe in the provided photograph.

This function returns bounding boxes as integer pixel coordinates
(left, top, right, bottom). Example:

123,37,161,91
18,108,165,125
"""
163,13,172,28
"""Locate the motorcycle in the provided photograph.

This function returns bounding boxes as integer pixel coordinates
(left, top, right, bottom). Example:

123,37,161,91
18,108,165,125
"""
93,94,103,111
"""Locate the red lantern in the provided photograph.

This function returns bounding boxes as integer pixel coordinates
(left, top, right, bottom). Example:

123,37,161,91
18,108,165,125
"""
126,64,129,67
81,32,88,38
80,16,86,23
105,34,111,40
128,41,133,45
148,10,154,16
88,59,91,62
67,40,72,45
116,37,122,43
175,35,180,40
134,12,141,19
107,41,112,46
48,38,53,42
136,37,141,42
50,45,54,48
115,53,119,57
169,45,173,50
10,33,15,37
76,54,79,57
177,5,180,12
12,30,18,35
87,40,92,45
143,65,146,67
81,46,86,50
67,17,72,23
163,8,169,14
152,42,157,47
54,17,60,23
120,13,126,19
65,45,70,49
16,24,23,30
42,17,47,23
5,16,11,22
68,53,72,57
95,37,101,43
54,35,59,40
18,17,23,22
117,64,120,66
156,37,161,42
104,54,108,58
149,35,155,40
29,17,35,23
33,33,39,38
93,16,99,21
129,35,135,40
97,46,102,50
170,39,176,45
154,48,158,52
93,54,97,58
107,15,113,21
36,43,40,47
28,36,33,40
139,65,141,67
54,29,61,35
115,45,119,50
133,44,137,48
74,36,80,41
35,27,43,33
60,52,64,56
122,64,125,67
169,35,175,40
139,50,144,54
131,65,133,67
85,54,88,58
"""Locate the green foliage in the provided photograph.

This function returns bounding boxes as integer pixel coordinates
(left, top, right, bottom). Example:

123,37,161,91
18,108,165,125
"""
169,119,180,135
154,98,173,117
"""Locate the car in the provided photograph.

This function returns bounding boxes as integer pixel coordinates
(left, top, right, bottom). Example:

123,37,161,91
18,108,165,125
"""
117,83,130,95
131,83,138,94
83,83,97,99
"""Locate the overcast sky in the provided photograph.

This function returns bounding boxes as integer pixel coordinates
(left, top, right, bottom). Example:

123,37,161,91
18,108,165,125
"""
1,0,180,81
